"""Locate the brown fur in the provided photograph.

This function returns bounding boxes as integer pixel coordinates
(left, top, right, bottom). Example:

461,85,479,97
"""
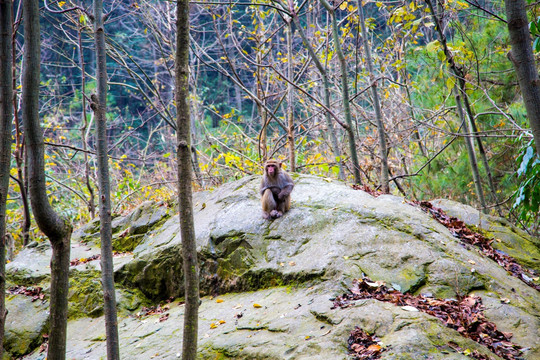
260,160,294,219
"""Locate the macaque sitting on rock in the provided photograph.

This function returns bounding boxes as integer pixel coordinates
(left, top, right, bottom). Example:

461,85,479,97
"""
260,159,294,220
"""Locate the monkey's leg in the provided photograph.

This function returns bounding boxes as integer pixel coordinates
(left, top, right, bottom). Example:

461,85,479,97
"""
275,194,291,216
262,189,277,219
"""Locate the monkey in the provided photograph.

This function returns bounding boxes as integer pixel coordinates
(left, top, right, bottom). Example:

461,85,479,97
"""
260,159,294,220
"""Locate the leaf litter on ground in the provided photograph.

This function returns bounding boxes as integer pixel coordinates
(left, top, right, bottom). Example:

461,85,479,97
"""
351,185,539,292
332,278,523,360
415,201,540,292
7,285,45,302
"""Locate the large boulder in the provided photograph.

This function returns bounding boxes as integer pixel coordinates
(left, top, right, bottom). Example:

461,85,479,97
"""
7,175,539,359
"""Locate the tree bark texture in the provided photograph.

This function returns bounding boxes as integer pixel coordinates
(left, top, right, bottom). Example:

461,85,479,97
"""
92,0,120,358
505,0,540,155
0,0,14,356
357,0,389,193
320,0,362,184
21,0,73,358
176,0,200,358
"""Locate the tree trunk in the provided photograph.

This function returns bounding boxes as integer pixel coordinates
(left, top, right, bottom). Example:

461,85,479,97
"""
320,0,362,184
0,0,14,356
91,0,120,358
77,24,95,219
176,0,199,359
255,10,267,161
505,0,540,155
12,19,31,245
425,0,487,211
21,0,73,358
462,96,502,215
286,23,296,172
357,0,389,193
292,15,346,180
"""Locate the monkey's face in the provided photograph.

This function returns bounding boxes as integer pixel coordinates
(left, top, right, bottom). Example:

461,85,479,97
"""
266,164,277,177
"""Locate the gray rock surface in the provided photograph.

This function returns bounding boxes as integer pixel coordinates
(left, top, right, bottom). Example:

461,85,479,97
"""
5,175,539,359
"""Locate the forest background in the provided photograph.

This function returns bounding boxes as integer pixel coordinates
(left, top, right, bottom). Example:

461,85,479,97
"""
3,0,540,253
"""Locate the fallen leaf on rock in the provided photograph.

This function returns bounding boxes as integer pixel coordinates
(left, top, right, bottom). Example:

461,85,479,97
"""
216,298,224,303
413,201,540,293
401,306,419,312
334,278,523,360
8,286,45,302
70,254,100,266
210,323,217,329
347,326,385,359
253,303,262,308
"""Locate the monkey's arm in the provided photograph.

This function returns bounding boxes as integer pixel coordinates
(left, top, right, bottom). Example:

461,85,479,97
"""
278,184,293,200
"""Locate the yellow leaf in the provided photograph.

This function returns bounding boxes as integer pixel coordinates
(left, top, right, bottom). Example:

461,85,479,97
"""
58,1,66,7
253,303,262,308
219,320,226,324
210,323,217,329
216,298,224,303
446,77,455,91
339,1,348,10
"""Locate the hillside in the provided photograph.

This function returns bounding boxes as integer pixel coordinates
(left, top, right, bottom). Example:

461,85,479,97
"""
5,175,540,359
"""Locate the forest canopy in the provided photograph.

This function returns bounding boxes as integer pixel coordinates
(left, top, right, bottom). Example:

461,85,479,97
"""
3,0,540,247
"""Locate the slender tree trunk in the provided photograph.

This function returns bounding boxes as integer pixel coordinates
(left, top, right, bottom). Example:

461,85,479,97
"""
320,0,362,184
462,96,502,215
255,11,267,161
292,15,346,180
425,0,487,211
0,0,14,356
357,0,389,193
505,0,540,155
176,0,199,358
21,1,73,358
286,23,296,172
91,0,120,358
12,17,31,245
77,24,95,219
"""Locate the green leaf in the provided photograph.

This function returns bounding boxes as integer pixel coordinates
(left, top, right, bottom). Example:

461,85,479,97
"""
425,40,439,52
437,50,446,62
163,152,171,158
517,146,534,176
321,164,329,173
530,21,538,36
534,37,540,52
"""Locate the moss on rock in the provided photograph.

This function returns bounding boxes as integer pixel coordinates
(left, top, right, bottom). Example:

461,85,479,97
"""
68,270,104,319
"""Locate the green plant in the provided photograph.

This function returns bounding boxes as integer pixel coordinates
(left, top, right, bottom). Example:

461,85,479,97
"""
513,140,540,235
